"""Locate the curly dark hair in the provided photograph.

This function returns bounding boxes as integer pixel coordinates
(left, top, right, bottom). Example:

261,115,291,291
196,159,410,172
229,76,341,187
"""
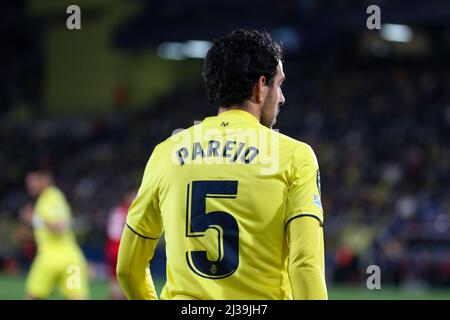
202,29,283,107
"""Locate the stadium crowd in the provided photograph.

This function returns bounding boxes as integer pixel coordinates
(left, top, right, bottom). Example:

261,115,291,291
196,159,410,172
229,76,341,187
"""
1,55,449,288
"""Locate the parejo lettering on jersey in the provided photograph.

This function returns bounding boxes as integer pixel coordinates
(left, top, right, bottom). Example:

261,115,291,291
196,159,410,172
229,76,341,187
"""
169,122,279,174
175,140,259,165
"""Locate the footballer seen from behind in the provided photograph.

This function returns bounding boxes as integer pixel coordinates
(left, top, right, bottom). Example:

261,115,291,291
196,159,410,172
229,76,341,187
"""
117,29,327,300
23,168,89,299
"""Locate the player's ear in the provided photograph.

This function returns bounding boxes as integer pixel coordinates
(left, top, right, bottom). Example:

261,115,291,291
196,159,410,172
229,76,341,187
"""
252,76,269,104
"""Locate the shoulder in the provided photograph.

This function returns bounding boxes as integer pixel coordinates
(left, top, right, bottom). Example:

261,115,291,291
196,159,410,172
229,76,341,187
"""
161,122,200,145
39,186,65,203
36,186,69,215
276,131,317,155
274,131,319,167
148,122,200,158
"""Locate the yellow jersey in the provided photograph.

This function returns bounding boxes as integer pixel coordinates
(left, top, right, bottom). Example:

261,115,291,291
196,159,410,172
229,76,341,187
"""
32,186,80,256
126,109,324,299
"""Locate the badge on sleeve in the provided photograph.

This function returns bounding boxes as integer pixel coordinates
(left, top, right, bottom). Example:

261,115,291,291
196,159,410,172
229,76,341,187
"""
316,169,321,196
313,194,322,209
313,169,323,209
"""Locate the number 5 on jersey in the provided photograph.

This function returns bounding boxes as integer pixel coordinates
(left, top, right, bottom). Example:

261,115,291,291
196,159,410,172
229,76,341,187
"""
185,180,239,279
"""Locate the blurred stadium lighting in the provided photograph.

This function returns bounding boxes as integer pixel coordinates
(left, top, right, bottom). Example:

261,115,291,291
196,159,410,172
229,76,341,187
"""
380,24,413,43
182,40,212,58
272,27,300,51
157,42,184,60
158,40,212,60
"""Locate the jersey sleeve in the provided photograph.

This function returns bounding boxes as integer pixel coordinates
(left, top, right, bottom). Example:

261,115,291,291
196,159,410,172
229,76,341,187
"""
287,217,328,299
126,145,164,239
117,226,159,300
285,144,324,227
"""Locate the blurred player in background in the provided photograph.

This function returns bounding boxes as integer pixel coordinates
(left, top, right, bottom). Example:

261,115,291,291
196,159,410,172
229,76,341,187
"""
117,30,327,299
105,189,136,300
21,168,89,299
